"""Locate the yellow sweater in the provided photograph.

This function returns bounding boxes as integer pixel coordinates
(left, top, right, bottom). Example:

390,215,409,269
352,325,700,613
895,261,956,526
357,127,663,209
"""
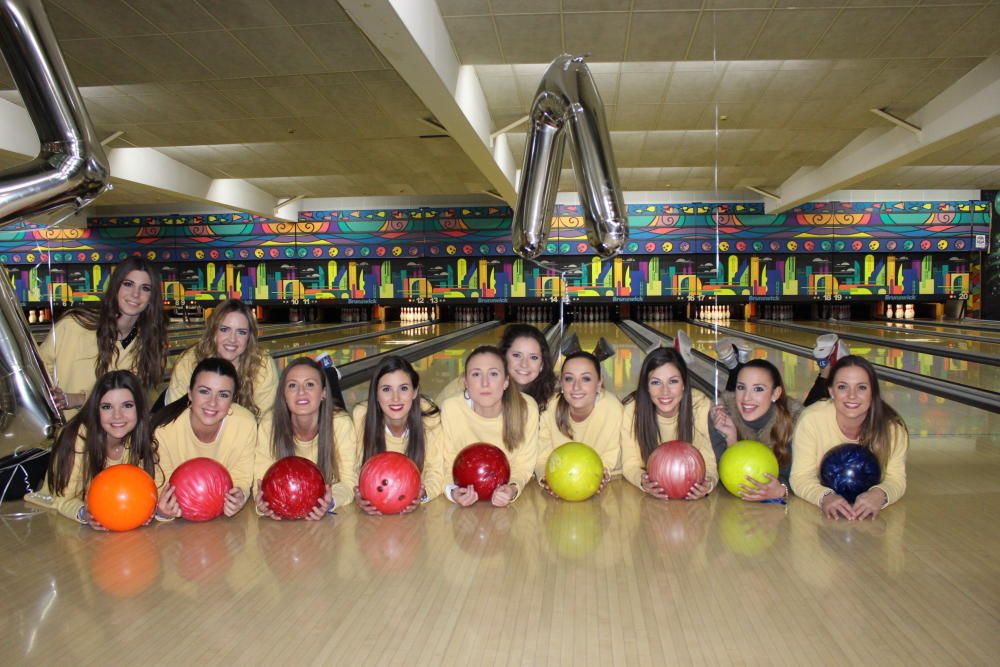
24,432,128,522
166,346,279,419
789,400,908,506
255,410,359,509
155,404,258,497
620,391,716,490
536,391,623,481
351,401,446,501
38,316,139,420
440,393,539,497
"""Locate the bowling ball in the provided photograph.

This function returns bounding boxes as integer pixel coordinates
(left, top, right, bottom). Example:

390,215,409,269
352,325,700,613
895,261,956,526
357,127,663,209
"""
820,444,881,503
261,456,327,519
452,443,510,501
719,440,779,498
169,457,233,522
545,442,603,502
86,464,157,531
358,452,422,514
646,440,706,499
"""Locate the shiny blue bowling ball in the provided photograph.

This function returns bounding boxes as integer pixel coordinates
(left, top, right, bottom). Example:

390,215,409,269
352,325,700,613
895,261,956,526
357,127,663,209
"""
820,444,881,503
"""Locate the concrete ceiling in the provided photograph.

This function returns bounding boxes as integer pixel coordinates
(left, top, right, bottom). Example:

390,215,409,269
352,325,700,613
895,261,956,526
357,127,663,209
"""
0,0,998,214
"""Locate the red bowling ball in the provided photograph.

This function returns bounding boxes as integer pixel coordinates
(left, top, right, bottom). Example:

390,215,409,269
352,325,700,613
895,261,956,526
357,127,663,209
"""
169,457,233,522
647,440,706,500
358,452,422,514
261,456,327,520
452,443,510,501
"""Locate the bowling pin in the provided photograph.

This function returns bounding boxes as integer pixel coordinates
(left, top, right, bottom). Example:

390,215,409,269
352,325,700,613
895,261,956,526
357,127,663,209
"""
905,304,914,320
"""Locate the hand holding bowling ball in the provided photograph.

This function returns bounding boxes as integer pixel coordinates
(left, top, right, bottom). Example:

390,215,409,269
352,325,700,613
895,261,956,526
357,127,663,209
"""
452,444,511,506
719,440,779,499
357,452,423,515
646,440,706,500
166,457,234,522
820,444,884,520
544,442,605,502
261,456,328,520
86,464,158,531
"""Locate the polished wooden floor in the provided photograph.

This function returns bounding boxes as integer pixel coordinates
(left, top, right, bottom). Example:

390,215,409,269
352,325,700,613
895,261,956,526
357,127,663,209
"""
4,320,999,664
3,440,998,665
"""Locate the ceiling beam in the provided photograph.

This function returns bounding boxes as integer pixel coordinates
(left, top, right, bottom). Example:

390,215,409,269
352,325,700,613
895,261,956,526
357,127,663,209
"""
767,56,1000,214
1,98,289,220
338,0,517,204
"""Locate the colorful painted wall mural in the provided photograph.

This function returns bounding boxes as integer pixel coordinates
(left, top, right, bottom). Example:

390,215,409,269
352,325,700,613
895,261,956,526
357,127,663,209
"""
0,201,986,305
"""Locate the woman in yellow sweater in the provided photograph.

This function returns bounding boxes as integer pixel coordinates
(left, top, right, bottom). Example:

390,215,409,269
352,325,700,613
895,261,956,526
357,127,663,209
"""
39,256,167,417
255,357,357,518
353,356,445,514
441,345,539,508
620,347,716,500
166,299,277,419
438,324,557,411
536,351,621,493
154,358,257,520
25,370,157,527
790,355,908,520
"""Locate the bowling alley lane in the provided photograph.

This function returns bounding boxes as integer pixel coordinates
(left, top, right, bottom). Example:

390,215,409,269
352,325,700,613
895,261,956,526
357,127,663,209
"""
280,322,473,376
797,319,1000,357
567,321,647,399
876,319,1000,342
652,321,999,439
341,323,504,406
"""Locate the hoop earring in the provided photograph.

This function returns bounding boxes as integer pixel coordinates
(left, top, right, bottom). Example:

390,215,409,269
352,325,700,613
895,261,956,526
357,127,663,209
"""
463,389,470,400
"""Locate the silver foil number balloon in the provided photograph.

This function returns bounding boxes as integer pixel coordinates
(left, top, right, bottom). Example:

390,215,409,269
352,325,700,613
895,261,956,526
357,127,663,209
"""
0,0,111,226
513,55,627,259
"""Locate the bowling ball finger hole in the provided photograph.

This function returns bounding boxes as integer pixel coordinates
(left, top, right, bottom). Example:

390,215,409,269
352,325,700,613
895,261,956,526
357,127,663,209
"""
397,495,405,501
376,486,384,492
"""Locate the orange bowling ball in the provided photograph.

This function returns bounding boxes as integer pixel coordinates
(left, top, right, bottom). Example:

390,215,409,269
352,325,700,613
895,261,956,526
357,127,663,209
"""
86,464,158,531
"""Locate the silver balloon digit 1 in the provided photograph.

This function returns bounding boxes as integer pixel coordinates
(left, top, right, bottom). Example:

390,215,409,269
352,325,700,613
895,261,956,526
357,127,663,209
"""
513,55,627,260
0,0,112,466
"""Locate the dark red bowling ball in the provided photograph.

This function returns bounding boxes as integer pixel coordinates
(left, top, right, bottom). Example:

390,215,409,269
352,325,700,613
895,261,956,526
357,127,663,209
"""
261,456,327,520
169,457,233,522
452,443,510,501
359,452,422,514
647,440,706,499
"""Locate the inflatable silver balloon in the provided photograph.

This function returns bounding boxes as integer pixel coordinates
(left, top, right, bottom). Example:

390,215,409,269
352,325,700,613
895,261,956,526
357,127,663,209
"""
0,0,110,463
513,55,627,259
0,0,110,225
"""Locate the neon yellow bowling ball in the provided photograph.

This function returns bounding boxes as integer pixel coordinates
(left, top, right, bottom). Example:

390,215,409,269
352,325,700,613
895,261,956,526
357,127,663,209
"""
545,442,603,502
719,440,779,497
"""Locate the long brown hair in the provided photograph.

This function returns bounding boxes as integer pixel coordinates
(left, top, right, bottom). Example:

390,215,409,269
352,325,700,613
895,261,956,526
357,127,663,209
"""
499,324,557,411
65,256,167,390
623,348,693,463
194,299,267,417
465,345,528,450
736,359,793,467
269,358,340,483
362,356,439,470
555,351,602,440
48,371,157,496
828,355,906,470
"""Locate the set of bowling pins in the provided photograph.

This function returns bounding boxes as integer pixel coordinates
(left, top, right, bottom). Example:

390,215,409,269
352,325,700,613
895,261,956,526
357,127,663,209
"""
637,305,675,321
455,306,490,322
760,304,795,320
288,306,320,323
574,306,609,321
342,307,370,322
886,303,915,320
26,309,51,324
696,304,730,322
819,304,851,320
513,306,551,322
401,307,434,323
